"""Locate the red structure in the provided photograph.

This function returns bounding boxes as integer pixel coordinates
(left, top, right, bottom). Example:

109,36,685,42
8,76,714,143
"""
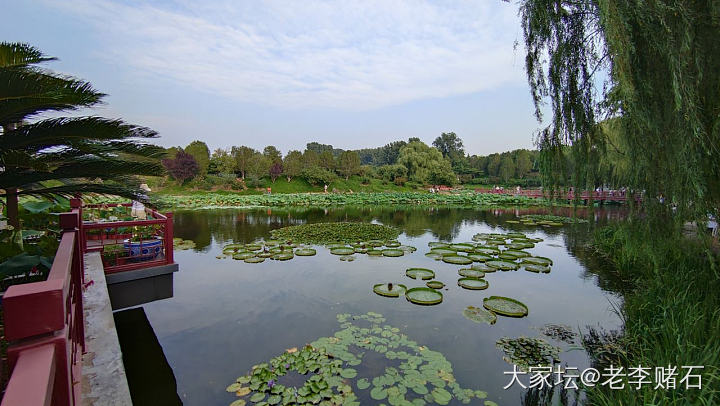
1,199,175,405
475,188,642,203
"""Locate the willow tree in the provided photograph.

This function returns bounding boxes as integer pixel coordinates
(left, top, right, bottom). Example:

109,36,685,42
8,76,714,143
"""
0,43,163,227
513,0,720,217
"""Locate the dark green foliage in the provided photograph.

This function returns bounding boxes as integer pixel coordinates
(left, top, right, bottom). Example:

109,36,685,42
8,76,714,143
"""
300,167,337,186
269,222,399,244
184,140,210,176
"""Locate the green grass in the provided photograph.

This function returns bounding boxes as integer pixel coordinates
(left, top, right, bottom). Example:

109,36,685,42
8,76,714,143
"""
587,219,719,405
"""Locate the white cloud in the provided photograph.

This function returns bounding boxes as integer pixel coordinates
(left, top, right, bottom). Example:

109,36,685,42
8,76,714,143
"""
51,0,525,111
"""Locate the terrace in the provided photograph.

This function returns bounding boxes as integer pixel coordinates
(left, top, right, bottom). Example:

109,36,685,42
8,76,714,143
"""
1,198,178,406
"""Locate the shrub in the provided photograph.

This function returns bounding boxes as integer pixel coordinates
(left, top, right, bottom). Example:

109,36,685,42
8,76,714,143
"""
301,167,337,186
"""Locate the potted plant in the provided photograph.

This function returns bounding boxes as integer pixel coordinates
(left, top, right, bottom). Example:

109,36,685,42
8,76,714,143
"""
123,226,163,260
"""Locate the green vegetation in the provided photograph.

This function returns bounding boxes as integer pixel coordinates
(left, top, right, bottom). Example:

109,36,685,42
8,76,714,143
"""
404,287,443,306
154,191,549,210
268,222,399,245
463,306,497,325
495,337,560,371
226,312,493,405
483,296,529,318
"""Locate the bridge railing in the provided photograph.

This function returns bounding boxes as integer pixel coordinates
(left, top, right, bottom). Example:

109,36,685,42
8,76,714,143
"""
1,211,84,406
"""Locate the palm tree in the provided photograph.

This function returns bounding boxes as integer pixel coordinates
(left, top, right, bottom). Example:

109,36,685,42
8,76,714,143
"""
0,42,164,228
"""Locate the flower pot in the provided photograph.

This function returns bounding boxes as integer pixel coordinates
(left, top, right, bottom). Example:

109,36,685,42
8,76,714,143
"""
123,238,163,260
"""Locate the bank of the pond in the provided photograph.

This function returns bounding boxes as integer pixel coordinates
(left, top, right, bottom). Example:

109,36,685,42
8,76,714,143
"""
154,191,551,210
586,221,719,406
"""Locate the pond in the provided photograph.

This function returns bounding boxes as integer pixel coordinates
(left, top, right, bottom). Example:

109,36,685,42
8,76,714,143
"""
115,206,624,406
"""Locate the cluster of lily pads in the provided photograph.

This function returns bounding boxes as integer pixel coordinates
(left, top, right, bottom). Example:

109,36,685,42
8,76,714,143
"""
269,222,400,245
218,240,312,263
506,214,587,227
495,337,561,371
326,240,417,262
226,312,497,406
173,237,196,250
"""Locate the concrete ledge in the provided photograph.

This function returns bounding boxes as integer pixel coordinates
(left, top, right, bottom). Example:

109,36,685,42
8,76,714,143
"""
81,252,132,406
105,263,178,284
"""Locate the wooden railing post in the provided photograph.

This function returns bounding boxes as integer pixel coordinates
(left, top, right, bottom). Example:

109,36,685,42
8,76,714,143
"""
165,212,174,264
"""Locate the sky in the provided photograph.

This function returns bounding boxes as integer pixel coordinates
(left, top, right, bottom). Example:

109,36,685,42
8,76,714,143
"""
1,0,542,156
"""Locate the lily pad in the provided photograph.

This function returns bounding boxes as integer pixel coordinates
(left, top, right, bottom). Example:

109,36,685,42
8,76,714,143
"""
373,283,407,297
382,249,404,257
425,253,444,260
339,255,355,262
431,387,452,405
524,264,551,273
405,268,435,280
429,248,456,256
425,280,445,289
503,250,531,258
475,247,500,255
367,249,383,256
462,306,497,325
330,247,355,255
485,260,519,271
272,252,294,261
442,255,473,265
244,256,265,264
405,287,443,305
458,268,485,278
385,241,401,248
294,248,317,256
483,296,529,317
467,254,491,262
523,256,553,266
457,277,489,290
233,252,256,260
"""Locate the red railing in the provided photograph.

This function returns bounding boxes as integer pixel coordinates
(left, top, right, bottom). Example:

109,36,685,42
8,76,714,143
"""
475,188,642,203
1,211,84,406
73,200,174,274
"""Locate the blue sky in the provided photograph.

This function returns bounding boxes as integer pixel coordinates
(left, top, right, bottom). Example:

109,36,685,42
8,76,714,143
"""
2,0,541,156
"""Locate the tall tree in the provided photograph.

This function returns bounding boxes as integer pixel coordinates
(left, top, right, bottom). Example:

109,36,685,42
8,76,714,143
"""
318,150,336,171
397,141,456,185
283,150,303,182
162,151,199,184
514,150,533,178
0,42,163,228
337,150,361,180
302,149,320,169
246,152,271,180
209,148,236,175
263,145,282,164
515,0,720,216
184,140,210,177
498,156,515,182
432,132,465,161
231,146,255,179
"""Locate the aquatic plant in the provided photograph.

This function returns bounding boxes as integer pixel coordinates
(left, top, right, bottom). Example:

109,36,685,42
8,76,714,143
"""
441,255,473,265
373,283,407,297
495,337,560,371
226,312,493,405
463,306,497,325
426,281,445,289
172,237,196,250
457,277,489,290
405,268,435,280
483,296,529,317
540,324,577,344
269,222,400,244
520,214,588,224
405,287,443,305
485,260,520,271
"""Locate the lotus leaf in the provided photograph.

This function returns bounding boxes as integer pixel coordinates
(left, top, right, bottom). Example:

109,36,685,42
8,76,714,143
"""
503,250,531,258
272,253,294,261
339,255,355,262
399,245,417,252
233,252,256,260
523,256,553,266
442,255,473,265
294,248,317,256
405,287,443,305
244,257,265,263
431,387,452,405
429,248,456,256
354,247,368,254
424,253,443,260
496,337,560,370
458,268,485,278
524,264,551,273
329,247,354,256
425,281,445,289
475,248,499,255
382,249,404,257
367,240,384,247
367,249,383,256
385,241,401,247
469,263,495,272
373,283,407,297
428,242,449,248
269,222,400,244
467,254,491,262
462,306,497,324
257,252,274,258
244,244,262,251
485,260,519,271
457,278,489,290
498,253,519,260
483,296,529,317
405,268,435,280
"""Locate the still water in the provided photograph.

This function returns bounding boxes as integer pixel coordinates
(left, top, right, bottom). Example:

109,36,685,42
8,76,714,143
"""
116,206,624,405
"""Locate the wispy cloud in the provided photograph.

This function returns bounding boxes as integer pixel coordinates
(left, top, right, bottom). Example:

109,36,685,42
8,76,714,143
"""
51,0,524,111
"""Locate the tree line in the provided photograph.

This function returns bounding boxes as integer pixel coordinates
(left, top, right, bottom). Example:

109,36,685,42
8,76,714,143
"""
161,133,540,189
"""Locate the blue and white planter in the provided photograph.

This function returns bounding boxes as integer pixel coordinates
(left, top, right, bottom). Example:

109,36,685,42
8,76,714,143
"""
123,238,163,259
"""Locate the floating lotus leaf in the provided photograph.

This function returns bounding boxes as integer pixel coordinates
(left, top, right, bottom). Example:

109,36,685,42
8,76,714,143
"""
232,252,255,260
406,268,435,280
367,249,383,256
249,392,265,402
399,245,417,252
272,252,294,261
425,252,443,260
432,387,452,404
257,252,274,258
485,260,519,271
503,250,531,258
483,296,529,317
264,240,281,247
457,277,489,290
506,232,526,238
450,243,475,252
244,256,265,263
327,243,347,249
429,248,456,256
523,256,553,266
367,240,384,247
475,247,500,255
356,378,370,390
405,287,443,305
294,248,316,256
426,280,445,289
524,264,551,273
462,306,497,324
428,242,449,248
223,244,243,253
498,253,519,260
382,249,404,257
469,263,494,272
496,337,560,370
506,242,535,250
506,220,520,224
244,244,262,251
330,247,355,255
458,268,485,278
227,382,244,392
373,283,407,297
230,400,246,406
467,254,491,262
354,247,368,254
385,241,401,248
339,255,355,262
340,368,357,378
442,255,473,265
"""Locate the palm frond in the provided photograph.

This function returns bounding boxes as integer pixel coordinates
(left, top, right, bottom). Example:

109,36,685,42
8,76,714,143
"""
0,42,56,68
